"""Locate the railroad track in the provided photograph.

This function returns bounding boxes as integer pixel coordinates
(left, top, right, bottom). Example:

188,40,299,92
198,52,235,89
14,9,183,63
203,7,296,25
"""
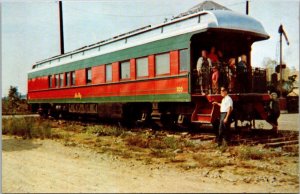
3,115,298,148
187,131,298,148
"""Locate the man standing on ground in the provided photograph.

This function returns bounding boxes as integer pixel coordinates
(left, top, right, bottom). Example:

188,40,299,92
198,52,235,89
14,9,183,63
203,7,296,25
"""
212,86,233,146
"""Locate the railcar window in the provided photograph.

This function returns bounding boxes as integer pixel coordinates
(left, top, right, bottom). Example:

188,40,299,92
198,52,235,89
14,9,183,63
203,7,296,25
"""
136,57,148,77
55,74,59,88
59,73,64,87
120,61,130,80
155,53,170,75
179,49,188,72
66,72,70,86
106,64,112,82
86,68,92,84
48,75,52,88
71,71,75,86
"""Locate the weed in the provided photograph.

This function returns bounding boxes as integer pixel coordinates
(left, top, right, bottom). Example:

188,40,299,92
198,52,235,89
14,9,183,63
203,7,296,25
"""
151,149,175,158
63,124,78,132
149,139,167,149
86,125,124,137
31,119,52,139
233,145,279,160
125,135,149,148
182,140,195,148
193,153,232,168
162,136,179,150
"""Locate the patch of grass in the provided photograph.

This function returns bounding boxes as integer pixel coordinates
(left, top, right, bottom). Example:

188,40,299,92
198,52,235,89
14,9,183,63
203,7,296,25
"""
162,136,179,150
2,117,52,139
182,139,195,148
151,149,175,158
125,135,149,148
31,119,52,139
231,145,280,160
193,153,233,168
86,125,124,137
148,139,167,149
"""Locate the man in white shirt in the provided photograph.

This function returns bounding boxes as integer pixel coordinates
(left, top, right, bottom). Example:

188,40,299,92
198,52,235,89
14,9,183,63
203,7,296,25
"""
212,86,233,146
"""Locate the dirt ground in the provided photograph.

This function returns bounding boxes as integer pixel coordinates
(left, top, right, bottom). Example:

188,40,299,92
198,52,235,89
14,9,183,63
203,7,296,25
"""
2,134,299,193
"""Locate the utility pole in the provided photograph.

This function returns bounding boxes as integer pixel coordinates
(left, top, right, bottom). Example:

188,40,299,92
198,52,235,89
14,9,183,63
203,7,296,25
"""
246,0,249,15
59,1,65,55
278,24,289,97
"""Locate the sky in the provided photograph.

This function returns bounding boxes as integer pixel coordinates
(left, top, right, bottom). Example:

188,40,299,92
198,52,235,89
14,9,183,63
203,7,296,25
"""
1,0,299,96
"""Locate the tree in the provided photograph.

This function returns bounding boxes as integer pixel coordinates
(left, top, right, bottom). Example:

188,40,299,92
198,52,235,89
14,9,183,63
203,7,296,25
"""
8,86,21,114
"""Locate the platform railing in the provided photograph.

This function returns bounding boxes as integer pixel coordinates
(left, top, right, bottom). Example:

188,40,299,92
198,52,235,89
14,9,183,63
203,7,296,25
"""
192,62,267,94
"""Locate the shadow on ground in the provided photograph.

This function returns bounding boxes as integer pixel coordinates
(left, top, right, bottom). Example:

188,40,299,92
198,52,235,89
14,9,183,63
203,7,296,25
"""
2,137,42,152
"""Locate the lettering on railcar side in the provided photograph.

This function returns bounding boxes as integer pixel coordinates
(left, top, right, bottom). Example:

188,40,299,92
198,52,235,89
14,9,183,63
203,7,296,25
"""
176,86,183,93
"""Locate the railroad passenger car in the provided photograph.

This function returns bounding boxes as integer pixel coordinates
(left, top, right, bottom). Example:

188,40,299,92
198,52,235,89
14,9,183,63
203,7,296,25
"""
28,9,273,129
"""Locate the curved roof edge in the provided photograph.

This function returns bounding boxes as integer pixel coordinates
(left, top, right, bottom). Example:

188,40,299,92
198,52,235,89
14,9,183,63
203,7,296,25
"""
207,10,269,39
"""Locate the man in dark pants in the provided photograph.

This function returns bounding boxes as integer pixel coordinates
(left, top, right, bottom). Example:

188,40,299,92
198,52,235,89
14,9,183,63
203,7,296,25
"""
212,86,233,146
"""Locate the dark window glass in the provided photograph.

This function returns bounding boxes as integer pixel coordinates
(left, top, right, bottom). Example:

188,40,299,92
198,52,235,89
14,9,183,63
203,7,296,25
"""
71,71,75,86
55,74,59,88
180,49,188,72
59,73,64,87
106,64,112,82
155,53,170,75
48,75,52,88
66,72,70,86
136,57,148,77
86,68,92,84
120,61,130,79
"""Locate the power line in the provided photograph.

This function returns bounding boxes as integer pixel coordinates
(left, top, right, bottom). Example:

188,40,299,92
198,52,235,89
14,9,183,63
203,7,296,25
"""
65,5,174,18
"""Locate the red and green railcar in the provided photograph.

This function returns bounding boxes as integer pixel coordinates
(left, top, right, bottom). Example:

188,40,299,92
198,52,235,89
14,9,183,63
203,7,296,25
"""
28,10,273,128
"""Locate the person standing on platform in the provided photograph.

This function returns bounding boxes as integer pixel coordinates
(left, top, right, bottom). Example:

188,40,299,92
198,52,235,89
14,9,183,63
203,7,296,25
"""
208,46,218,63
197,50,212,95
212,65,220,94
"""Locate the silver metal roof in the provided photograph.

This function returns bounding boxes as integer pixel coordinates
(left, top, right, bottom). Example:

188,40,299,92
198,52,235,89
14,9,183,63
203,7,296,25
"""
31,9,269,71
208,10,269,38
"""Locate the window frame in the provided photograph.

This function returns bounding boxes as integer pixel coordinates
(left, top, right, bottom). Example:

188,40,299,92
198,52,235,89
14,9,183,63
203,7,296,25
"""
71,71,76,86
155,52,171,76
59,73,64,88
65,72,70,87
55,74,59,88
48,75,52,88
86,67,92,84
179,49,189,73
105,64,112,82
136,56,149,78
120,60,131,80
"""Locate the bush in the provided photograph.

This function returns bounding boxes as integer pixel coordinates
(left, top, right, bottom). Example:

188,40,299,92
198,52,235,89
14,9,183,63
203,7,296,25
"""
2,117,52,139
